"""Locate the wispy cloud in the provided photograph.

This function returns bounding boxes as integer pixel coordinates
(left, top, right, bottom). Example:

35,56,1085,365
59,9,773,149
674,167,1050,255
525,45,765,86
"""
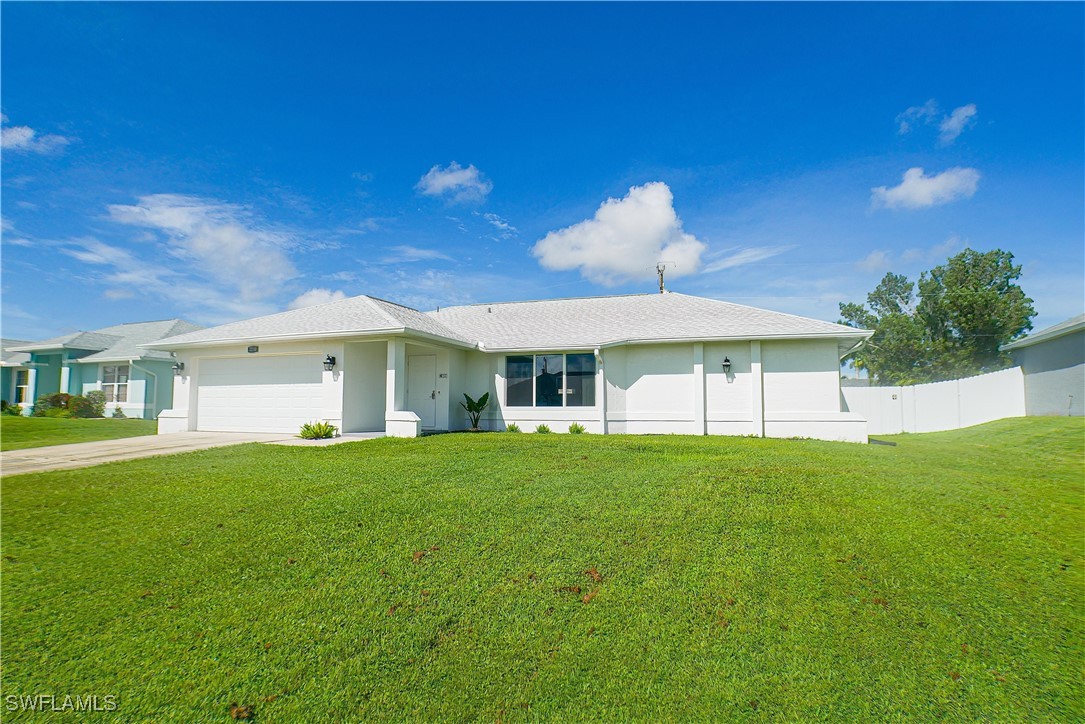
381,245,453,263
895,100,978,145
702,245,794,273
532,182,705,286
856,250,892,273
939,104,978,145
871,167,980,209
107,194,296,303
478,211,517,240
901,235,960,264
287,288,347,310
416,162,492,204
896,99,939,135
0,114,71,154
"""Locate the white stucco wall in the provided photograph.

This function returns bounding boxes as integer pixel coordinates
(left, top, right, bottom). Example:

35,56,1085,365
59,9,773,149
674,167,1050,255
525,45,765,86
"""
343,341,386,432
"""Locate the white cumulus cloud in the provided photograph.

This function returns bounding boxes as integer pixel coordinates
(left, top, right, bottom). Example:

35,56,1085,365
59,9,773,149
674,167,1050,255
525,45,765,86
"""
857,250,892,273
0,115,71,154
287,288,347,310
416,162,492,204
871,167,980,210
939,104,978,145
532,182,706,285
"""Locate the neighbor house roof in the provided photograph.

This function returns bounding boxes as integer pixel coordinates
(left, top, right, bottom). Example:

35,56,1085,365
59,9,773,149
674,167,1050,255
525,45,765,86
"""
148,292,870,355
11,320,203,362
146,296,472,349
1,339,32,367
1001,314,1085,352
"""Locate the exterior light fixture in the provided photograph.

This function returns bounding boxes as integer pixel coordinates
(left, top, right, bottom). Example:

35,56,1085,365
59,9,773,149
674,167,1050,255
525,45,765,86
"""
172,362,185,376
323,355,337,371
721,357,731,374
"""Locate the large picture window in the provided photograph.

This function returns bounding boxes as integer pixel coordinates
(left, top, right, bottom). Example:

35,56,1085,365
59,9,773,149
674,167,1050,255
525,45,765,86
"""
102,364,129,403
505,353,596,407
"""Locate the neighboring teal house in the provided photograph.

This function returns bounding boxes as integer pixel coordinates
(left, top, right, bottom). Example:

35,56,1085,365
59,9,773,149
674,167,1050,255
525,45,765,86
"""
8,319,202,419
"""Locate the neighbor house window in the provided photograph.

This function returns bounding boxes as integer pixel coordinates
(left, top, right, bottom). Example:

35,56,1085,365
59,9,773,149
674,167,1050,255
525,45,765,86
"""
505,353,596,407
14,370,28,404
102,365,129,403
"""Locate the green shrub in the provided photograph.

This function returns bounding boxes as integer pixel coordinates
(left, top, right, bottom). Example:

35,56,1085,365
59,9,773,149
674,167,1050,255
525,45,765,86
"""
534,424,551,434
1,400,22,416
504,423,521,433
39,407,71,418
85,390,106,418
68,396,97,418
32,393,71,416
299,421,339,439
568,422,586,434
112,406,127,419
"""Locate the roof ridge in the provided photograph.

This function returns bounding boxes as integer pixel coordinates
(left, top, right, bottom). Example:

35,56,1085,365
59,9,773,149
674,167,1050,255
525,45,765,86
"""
437,292,656,311
362,296,404,327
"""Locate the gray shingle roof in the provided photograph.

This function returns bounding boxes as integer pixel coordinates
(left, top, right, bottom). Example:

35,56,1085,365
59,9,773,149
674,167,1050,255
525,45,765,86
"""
11,320,202,361
1,339,32,367
148,296,470,348
429,293,869,349
1001,313,1085,351
149,292,869,351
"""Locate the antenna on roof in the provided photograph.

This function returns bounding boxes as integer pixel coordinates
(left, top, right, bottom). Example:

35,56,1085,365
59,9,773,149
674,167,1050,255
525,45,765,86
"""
655,261,676,294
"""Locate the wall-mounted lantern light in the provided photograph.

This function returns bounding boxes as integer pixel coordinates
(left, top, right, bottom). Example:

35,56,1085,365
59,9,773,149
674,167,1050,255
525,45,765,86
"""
172,362,185,376
323,354,337,371
721,357,732,374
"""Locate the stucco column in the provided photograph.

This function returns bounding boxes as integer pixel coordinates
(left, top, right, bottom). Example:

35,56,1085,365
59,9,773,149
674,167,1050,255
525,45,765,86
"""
59,365,72,395
751,340,764,437
597,350,607,434
693,342,706,435
24,368,38,412
386,338,406,413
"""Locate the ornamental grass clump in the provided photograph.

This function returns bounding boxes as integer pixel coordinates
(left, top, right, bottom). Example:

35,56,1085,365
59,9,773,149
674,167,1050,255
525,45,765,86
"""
535,424,551,434
568,423,586,434
504,423,521,433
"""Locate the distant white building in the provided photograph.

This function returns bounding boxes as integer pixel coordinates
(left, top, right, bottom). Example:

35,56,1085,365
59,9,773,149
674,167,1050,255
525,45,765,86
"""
147,292,873,442
1002,314,1085,417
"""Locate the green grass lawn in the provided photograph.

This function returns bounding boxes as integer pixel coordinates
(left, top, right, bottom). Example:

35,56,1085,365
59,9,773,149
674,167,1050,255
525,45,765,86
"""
2,419,1081,721
0,415,158,451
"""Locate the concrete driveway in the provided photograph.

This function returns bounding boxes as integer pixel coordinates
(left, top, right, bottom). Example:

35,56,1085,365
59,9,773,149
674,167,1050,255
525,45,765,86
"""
1,432,293,476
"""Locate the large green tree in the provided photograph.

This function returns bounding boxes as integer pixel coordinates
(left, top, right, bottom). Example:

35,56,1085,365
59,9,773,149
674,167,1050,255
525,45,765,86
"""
840,249,1035,385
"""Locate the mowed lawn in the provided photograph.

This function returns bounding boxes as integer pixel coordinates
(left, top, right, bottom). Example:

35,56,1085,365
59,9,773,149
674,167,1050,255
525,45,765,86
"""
1,419,1081,721
1,415,157,451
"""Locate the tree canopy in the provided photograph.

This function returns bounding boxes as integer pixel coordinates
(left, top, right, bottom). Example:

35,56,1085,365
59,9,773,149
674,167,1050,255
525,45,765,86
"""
840,249,1035,385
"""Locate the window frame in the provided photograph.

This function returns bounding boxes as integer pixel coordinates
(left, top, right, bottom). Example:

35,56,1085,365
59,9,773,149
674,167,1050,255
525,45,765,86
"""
14,369,29,404
504,352,597,408
101,364,130,404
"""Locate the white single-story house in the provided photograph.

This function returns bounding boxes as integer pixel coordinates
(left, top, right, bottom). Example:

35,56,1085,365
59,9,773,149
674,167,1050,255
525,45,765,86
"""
1001,313,1084,417
147,292,873,442
8,319,203,418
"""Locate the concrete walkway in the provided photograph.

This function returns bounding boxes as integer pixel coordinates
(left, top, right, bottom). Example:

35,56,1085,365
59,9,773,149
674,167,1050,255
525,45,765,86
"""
1,432,293,476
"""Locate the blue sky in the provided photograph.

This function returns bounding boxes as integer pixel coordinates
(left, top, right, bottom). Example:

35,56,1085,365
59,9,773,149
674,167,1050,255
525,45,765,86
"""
2,2,1082,340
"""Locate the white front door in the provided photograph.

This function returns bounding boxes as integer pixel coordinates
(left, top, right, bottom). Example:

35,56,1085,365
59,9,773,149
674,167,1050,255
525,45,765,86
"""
406,355,437,429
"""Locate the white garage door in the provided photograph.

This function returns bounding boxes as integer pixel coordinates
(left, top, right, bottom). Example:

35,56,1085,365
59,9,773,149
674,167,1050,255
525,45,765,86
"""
196,355,325,433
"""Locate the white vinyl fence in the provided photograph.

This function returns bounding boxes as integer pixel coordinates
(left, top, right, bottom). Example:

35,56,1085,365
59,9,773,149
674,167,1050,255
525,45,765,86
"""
842,367,1026,435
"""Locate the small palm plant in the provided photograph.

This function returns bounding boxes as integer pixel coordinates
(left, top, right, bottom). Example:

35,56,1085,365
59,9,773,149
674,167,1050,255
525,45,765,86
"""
568,423,586,434
505,422,521,433
460,392,490,431
535,424,551,434
299,421,339,439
